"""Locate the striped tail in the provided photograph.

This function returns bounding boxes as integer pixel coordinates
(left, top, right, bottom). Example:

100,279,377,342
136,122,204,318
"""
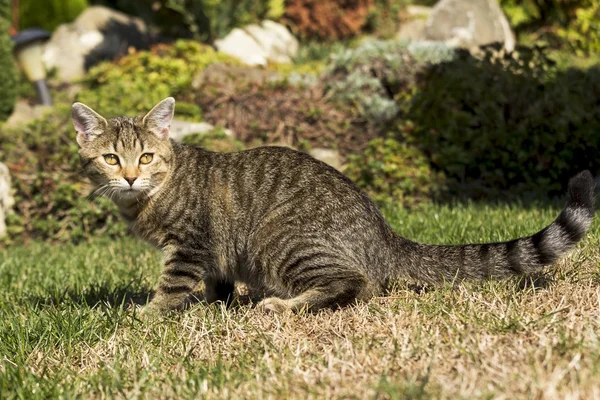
399,171,596,283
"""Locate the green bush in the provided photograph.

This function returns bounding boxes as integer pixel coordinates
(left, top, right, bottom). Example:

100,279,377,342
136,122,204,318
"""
558,1,600,55
19,0,87,31
77,40,238,118
345,137,445,207
105,0,282,41
501,0,600,55
406,45,600,196
0,0,17,121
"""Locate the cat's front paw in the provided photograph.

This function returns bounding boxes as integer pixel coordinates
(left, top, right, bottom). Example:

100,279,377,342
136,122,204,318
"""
256,297,290,314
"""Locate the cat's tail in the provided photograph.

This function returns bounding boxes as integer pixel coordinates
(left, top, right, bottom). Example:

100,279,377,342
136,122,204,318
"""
396,170,596,283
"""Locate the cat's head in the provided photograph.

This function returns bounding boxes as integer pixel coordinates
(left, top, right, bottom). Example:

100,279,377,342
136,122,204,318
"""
71,97,176,204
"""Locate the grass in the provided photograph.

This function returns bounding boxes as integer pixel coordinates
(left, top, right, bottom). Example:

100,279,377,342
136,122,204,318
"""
1,201,599,399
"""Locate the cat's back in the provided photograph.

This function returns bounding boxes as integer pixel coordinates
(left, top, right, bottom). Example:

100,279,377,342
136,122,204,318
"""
178,143,370,204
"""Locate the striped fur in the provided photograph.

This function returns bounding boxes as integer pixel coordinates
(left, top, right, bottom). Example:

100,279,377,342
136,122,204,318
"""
73,98,597,313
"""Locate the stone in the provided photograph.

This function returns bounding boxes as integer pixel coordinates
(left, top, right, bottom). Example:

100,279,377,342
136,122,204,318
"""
215,28,269,66
169,119,233,142
423,0,515,51
0,162,14,238
215,20,299,66
396,5,432,42
260,20,299,59
309,148,343,171
43,6,149,82
5,101,51,127
396,19,427,42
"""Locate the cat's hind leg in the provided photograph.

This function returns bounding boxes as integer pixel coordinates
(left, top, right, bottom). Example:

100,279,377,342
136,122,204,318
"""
257,271,370,313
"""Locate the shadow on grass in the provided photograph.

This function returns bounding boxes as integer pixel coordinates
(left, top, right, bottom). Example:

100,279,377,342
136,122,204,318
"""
27,283,155,309
26,283,257,310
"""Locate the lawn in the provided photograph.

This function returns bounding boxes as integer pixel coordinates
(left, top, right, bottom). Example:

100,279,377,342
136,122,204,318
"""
1,201,599,399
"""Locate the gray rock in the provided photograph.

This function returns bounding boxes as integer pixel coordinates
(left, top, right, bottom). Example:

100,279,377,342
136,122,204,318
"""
396,19,427,42
0,162,14,238
170,119,233,142
309,148,343,171
423,0,515,51
43,6,149,82
215,20,299,66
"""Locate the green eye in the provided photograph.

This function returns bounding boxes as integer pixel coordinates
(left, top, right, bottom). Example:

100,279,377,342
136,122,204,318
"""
103,154,119,165
139,153,153,165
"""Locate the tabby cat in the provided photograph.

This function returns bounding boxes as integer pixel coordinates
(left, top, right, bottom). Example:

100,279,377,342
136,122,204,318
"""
72,97,596,313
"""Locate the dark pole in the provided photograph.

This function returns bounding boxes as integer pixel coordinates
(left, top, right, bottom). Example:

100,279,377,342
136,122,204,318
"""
33,79,51,106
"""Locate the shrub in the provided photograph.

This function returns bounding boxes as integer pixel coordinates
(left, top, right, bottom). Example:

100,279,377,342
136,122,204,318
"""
406,45,600,196
19,0,87,31
501,0,600,55
345,137,445,206
363,0,407,39
285,0,374,40
0,0,17,121
325,39,455,123
77,40,237,118
105,0,282,40
181,130,245,153
557,1,600,55
0,106,126,244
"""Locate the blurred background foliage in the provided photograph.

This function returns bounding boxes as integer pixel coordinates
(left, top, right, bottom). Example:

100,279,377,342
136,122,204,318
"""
1,0,600,243
19,0,88,31
0,0,17,121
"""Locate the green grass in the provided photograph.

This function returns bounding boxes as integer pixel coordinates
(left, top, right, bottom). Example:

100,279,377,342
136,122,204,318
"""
1,202,599,399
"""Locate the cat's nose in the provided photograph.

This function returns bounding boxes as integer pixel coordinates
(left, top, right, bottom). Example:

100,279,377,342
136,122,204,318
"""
124,177,137,186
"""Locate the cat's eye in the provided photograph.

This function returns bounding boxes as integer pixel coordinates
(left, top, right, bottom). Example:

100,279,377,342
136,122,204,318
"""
103,154,119,165
139,153,154,164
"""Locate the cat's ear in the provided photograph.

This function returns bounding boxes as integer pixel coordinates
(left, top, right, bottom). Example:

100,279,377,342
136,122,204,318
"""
142,97,175,140
72,102,108,146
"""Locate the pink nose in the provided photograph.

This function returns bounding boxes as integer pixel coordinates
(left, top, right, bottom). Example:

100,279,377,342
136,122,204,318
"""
124,177,137,186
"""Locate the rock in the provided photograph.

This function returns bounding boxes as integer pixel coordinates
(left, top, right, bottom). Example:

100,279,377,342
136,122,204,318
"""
0,162,14,238
215,28,268,66
405,5,433,18
5,101,51,127
396,19,427,42
423,0,515,51
169,119,233,142
215,20,299,66
260,20,299,60
43,6,150,82
309,148,343,171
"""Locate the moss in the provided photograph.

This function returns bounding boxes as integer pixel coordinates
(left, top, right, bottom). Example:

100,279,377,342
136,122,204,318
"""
77,40,239,118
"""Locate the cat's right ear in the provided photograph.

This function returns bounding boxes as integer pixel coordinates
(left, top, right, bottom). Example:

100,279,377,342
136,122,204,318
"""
72,102,108,146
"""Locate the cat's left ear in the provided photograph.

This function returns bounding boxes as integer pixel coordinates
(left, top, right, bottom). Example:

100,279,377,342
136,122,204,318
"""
72,102,108,146
142,97,175,140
